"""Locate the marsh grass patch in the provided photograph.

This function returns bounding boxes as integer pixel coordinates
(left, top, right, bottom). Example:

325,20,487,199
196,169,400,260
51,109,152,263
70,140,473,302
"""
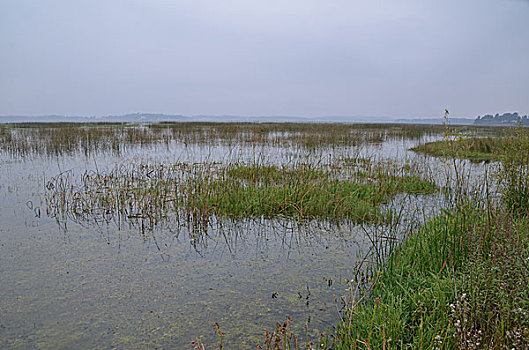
45,162,437,230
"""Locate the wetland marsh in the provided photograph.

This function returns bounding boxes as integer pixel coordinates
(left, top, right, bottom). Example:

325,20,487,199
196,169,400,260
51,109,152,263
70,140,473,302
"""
0,122,504,348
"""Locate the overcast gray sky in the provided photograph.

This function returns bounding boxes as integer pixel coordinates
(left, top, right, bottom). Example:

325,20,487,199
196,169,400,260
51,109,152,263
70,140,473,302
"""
1,0,528,118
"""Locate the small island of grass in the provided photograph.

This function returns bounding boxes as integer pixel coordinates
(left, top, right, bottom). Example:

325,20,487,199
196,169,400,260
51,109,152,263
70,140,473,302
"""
410,137,505,162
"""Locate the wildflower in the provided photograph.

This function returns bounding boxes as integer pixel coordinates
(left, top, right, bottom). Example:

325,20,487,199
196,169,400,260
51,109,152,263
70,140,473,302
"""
449,303,455,313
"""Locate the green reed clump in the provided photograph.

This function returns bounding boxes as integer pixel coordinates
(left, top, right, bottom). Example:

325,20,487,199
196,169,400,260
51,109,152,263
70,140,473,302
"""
198,174,384,222
45,162,437,229
383,175,437,194
205,164,435,222
411,137,505,162
498,126,529,215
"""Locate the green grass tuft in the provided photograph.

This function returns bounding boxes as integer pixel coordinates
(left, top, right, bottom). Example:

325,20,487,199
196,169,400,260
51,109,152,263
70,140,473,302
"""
411,137,506,162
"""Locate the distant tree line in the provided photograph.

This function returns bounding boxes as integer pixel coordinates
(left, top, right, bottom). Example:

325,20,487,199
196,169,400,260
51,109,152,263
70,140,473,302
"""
475,112,529,126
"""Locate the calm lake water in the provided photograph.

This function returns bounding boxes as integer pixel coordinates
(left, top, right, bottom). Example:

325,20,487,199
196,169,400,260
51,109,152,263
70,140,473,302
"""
0,125,491,349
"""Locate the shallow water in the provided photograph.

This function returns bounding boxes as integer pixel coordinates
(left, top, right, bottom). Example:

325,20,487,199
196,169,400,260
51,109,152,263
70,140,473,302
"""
0,126,492,348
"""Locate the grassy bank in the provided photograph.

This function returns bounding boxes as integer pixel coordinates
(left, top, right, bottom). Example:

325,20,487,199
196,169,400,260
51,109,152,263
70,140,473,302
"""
334,206,529,349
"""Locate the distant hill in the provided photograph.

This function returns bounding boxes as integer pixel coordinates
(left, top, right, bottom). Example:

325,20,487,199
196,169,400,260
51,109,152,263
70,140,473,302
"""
0,113,474,125
0,113,189,124
474,112,529,126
